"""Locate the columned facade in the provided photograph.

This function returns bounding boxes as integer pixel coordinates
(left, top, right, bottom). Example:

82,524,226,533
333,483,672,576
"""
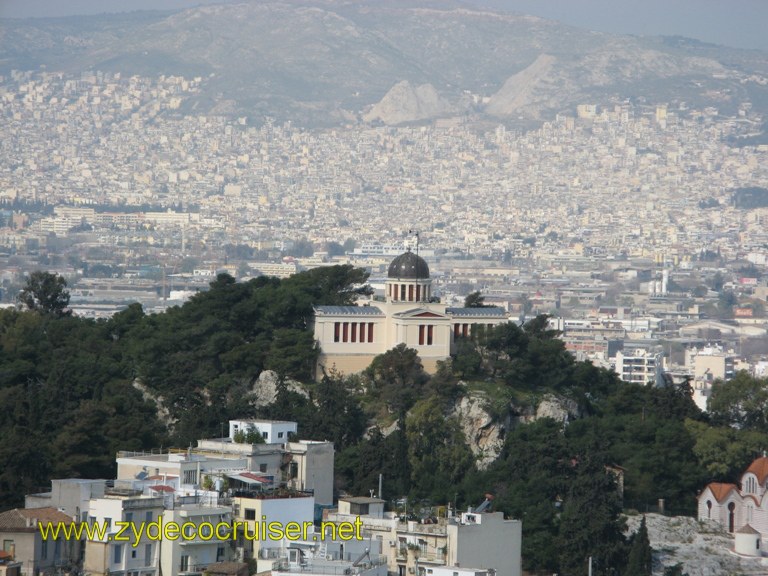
313,251,508,378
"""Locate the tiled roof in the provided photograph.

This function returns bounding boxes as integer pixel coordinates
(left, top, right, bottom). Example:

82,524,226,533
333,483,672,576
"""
0,507,74,532
149,485,175,493
736,523,760,534
705,482,738,503
745,456,768,485
446,306,507,318
314,306,384,316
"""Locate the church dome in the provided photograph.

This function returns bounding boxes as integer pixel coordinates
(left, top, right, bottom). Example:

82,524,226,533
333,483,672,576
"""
388,250,429,280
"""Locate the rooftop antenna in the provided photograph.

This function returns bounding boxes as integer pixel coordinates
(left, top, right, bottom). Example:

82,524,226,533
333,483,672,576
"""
407,230,420,256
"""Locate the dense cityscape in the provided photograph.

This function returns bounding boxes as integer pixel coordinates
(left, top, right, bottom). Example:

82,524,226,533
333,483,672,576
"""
2,2,768,576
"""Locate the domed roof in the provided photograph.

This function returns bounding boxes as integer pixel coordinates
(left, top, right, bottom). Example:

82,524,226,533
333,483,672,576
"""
388,250,429,279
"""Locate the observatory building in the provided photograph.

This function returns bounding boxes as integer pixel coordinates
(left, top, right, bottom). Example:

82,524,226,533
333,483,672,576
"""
313,250,508,377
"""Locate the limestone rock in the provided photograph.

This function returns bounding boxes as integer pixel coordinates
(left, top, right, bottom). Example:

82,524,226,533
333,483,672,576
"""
625,513,768,575
363,80,451,125
451,393,506,470
249,370,309,407
534,393,580,423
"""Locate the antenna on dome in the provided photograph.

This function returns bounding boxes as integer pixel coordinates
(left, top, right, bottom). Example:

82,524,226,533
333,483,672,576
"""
408,230,420,256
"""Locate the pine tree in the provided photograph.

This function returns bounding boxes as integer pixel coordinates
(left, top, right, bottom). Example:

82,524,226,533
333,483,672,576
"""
625,516,653,576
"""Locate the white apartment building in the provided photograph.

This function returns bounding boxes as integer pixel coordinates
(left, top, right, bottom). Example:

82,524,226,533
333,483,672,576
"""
117,420,334,506
160,504,232,576
83,492,164,576
614,349,665,387
324,504,522,576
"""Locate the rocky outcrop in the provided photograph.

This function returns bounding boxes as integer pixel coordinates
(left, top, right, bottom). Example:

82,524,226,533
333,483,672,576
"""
363,80,451,125
249,370,309,407
133,379,174,428
485,53,557,118
451,393,507,470
625,513,768,576
534,393,581,423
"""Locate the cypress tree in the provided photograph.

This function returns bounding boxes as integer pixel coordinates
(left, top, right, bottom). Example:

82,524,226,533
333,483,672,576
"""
625,516,653,576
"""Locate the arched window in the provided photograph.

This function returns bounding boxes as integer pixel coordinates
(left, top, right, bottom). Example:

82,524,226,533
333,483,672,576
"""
728,502,736,532
706,500,712,519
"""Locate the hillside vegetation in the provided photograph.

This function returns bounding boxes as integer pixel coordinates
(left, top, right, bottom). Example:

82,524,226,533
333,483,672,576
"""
1,267,767,574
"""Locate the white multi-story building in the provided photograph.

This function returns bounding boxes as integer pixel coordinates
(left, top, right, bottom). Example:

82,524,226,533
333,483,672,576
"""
117,420,334,506
325,502,522,576
614,348,665,387
83,492,165,576
160,504,233,576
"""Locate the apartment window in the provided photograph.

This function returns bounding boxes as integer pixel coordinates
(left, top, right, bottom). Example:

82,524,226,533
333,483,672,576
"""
145,544,152,565
145,511,153,523
41,539,48,560
180,555,189,572
244,509,256,520
132,549,138,559
290,462,299,479
104,518,112,531
217,545,225,562
278,432,284,439
113,544,123,564
259,463,268,473
125,512,133,524
3,540,14,554
262,431,268,439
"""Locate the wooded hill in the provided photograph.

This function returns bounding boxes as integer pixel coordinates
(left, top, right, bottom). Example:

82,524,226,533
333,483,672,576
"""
1,266,766,575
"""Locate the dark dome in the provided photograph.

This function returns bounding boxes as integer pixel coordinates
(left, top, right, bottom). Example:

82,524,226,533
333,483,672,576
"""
388,251,429,279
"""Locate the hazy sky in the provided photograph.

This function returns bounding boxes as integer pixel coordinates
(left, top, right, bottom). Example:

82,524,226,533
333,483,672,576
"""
1,0,767,51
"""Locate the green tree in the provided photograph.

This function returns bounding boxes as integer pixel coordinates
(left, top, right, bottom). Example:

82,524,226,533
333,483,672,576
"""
483,418,571,573
556,455,627,576
308,370,366,450
708,372,768,431
464,291,486,308
685,419,767,479
364,344,429,416
406,397,476,501
234,425,266,444
625,516,653,576
18,271,71,316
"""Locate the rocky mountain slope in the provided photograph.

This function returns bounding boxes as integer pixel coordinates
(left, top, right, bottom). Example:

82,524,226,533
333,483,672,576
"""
2,0,767,127
626,514,768,576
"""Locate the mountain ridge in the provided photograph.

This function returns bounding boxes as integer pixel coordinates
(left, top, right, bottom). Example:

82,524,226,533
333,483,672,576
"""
1,1,766,127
